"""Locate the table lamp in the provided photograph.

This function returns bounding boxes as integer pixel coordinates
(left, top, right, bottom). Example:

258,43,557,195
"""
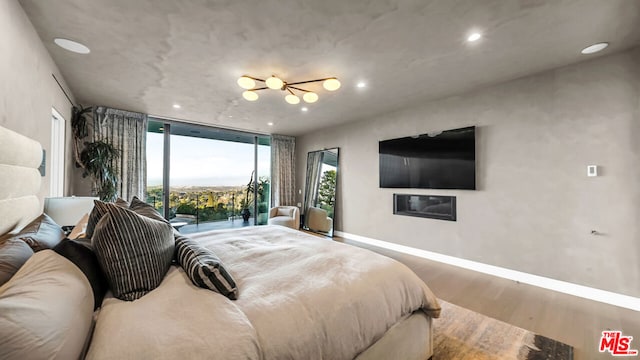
44,196,98,230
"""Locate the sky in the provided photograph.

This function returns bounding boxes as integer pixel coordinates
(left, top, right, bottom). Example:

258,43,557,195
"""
147,133,271,187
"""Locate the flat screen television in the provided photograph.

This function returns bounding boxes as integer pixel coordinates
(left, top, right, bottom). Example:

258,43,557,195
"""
379,126,476,190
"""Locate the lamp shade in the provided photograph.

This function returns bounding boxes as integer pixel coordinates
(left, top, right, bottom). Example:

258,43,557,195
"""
242,90,259,101
237,76,256,89
323,78,341,91
265,76,284,90
303,92,318,103
285,94,300,104
44,196,98,227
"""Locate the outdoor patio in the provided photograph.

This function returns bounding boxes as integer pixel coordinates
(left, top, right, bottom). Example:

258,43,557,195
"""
175,218,255,234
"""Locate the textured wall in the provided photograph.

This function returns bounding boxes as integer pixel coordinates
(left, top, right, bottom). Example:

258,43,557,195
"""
0,0,77,201
296,48,640,297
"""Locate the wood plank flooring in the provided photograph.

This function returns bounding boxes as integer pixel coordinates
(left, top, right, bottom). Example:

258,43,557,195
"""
334,236,640,360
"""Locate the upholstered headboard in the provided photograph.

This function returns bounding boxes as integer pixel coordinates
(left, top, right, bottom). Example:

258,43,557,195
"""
0,125,43,235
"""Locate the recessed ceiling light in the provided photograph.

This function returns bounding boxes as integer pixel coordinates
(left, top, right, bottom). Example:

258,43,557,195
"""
228,115,233,118
356,82,366,88
467,33,482,42
581,42,609,54
173,104,181,109
301,107,308,112
267,122,274,126
54,38,90,54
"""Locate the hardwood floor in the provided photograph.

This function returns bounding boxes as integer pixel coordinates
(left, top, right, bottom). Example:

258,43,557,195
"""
335,236,640,360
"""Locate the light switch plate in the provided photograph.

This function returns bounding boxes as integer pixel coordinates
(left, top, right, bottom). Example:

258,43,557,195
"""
587,165,598,177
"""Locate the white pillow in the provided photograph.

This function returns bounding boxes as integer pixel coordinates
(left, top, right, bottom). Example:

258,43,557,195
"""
277,208,293,217
0,250,94,360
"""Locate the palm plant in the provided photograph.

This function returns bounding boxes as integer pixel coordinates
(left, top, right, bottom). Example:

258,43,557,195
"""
71,106,120,201
79,140,119,201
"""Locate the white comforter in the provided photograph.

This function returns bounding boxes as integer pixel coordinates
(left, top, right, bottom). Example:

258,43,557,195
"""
87,226,440,360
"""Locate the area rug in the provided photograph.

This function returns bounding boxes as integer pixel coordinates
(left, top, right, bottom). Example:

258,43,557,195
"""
433,300,573,360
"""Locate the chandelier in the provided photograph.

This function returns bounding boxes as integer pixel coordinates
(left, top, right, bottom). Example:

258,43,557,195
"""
237,75,341,104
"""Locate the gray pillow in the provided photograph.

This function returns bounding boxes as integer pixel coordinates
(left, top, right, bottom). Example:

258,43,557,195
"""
14,213,65,251
0,250,94,360
92,203,174,301
0,237,34,286
175,235,238,300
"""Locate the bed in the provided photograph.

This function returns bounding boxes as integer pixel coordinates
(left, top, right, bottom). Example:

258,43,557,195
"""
0,124,440,360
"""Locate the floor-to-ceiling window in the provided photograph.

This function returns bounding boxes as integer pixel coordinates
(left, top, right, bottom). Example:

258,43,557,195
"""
146,119,270,233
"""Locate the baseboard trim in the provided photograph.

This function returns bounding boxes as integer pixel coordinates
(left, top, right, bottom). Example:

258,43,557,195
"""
335,230,640,312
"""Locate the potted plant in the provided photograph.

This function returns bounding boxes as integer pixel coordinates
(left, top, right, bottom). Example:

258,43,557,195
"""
240,171,254,222
71,106,120,201
257,202,269,225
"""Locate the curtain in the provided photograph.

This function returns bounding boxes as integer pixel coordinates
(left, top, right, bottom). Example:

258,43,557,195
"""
270,134,296,206
303,151,323,216
93,107,147,201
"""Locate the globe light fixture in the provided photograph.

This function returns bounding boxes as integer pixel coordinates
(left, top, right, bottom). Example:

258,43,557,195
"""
237,76,256,89
285,94,300,104
322,78,341,91
242,90,259,101
303,92,318,103
265,76,284,90
236,74,340,105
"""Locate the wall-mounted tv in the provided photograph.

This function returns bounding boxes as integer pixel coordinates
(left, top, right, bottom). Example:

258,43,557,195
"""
379,126,476,190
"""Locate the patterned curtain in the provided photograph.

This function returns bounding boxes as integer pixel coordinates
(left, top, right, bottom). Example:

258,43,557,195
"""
93,107,147,201
270,134,296,206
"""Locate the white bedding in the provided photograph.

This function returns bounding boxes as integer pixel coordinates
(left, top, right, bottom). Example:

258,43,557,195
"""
86,266,260,360
87,225,440,360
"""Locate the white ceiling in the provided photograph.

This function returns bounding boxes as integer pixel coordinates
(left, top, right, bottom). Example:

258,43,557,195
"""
19,0,640,136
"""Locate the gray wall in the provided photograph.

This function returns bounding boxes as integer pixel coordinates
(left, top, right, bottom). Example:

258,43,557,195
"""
0,0,77,202
296,48,640,297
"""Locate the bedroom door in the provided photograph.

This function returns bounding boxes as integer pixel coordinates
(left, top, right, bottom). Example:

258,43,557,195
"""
49,108,65,196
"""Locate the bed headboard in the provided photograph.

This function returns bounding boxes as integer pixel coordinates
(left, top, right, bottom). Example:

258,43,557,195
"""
0,125,44,235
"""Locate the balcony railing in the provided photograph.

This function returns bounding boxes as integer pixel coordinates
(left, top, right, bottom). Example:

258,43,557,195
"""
146,186,270,231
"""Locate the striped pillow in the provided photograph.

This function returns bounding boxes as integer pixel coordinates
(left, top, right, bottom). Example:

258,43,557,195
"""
114,197,130,208
86,199,129,239
92,203,174,301
175,236,238,300
129,196,169,224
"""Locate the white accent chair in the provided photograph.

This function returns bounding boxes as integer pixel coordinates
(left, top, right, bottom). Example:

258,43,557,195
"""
306,206,333,233
268,206,300,230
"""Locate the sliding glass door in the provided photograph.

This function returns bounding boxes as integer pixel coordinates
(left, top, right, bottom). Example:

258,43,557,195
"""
146,119,270,233
146,127,164,216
